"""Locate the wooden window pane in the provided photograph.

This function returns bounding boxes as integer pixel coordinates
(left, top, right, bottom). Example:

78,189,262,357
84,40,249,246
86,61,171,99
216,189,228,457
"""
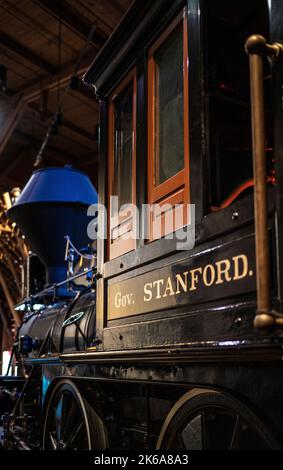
113,83,133,209
154,24,184,186
108,70,136,259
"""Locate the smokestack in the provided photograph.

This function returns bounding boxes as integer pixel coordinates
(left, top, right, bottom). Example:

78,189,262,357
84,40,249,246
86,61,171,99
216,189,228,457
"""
9,167,98,289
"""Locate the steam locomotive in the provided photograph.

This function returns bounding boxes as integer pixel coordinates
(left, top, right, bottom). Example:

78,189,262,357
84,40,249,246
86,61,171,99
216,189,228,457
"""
1,0,283,450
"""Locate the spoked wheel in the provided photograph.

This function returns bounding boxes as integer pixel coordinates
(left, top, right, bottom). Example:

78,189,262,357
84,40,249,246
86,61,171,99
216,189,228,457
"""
42,380,107,450
157,390,280,450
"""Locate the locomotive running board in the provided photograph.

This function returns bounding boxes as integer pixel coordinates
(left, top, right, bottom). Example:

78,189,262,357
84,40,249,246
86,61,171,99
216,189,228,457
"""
245,35,283,328
23,341,283,366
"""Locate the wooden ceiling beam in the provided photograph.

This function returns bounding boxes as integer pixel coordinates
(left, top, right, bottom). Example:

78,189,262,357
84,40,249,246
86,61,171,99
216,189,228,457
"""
0,97,27,155
33,0,107,49
0,31,57,75
14,129,79,163
0,52,97,156
69,87,98,111
110,0,127,16
13,55,97,104
29,103,96,142
0,267,21,326
0,68,97,157
0,306,13,345
0,56,95,155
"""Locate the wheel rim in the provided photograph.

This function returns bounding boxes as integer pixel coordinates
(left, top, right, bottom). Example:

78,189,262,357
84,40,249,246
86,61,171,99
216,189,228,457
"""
173,406,267,450
159,392,278,450
43,381,93,450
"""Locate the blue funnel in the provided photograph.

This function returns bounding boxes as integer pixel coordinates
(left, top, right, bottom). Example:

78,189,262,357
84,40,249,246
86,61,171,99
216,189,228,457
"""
9,167,98,287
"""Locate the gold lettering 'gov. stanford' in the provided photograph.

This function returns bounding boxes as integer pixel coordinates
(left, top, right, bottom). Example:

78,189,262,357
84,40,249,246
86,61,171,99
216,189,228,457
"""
143,254,252,301
107,248,256,320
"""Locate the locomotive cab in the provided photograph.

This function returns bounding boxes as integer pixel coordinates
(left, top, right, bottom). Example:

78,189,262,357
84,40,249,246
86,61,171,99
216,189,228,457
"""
83,0,277,351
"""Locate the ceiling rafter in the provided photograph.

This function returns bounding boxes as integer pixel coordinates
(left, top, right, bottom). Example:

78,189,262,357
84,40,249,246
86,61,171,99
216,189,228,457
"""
0,98,28,155
0,31,57,75
13,54,97,103
32,0,107,49
29,103,96,143
0,56,97,157
109,0,127,16
0,0,78,57
14,129,79,163
0,305,13,345
0,267,21,326
0,0,113,185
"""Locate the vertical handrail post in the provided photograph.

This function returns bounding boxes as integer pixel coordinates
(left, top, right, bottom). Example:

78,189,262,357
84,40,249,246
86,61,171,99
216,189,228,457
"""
245,35,283,328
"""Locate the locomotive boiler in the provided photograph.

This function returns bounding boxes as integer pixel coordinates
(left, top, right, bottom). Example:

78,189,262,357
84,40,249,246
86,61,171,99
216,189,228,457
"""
2,0,283,451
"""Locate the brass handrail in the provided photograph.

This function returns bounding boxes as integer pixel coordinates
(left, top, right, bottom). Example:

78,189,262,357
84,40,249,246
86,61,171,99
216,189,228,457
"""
245,35,283,328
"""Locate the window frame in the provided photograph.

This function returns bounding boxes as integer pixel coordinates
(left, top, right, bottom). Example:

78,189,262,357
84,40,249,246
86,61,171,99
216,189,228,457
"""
147,9,190,208
108,68,137,260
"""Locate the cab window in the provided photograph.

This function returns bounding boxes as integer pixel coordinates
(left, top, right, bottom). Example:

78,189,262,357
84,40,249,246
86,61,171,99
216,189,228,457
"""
108,69,136,259
147,10,190,240
205,0,273,212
